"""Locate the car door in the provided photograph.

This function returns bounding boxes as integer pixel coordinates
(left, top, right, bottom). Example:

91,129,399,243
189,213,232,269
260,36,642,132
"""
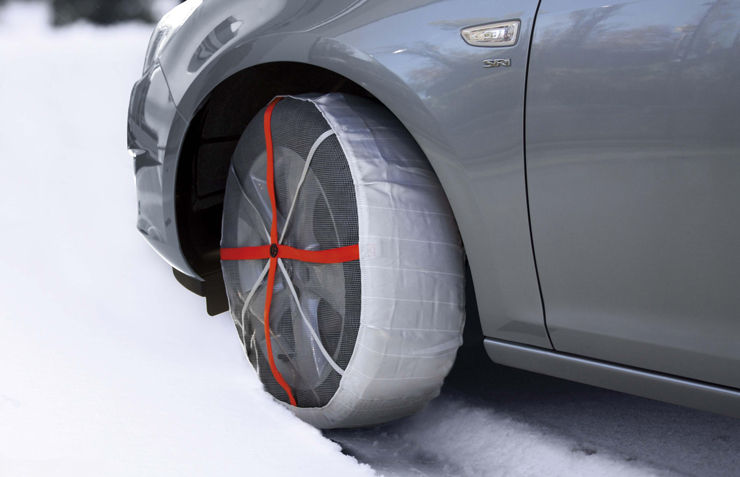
525,0,740,388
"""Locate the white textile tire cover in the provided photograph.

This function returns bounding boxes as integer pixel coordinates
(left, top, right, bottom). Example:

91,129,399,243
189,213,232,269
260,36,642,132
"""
220,93,465,429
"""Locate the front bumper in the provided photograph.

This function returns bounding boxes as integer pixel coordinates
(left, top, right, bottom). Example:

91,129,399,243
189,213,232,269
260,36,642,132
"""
128,65,196,277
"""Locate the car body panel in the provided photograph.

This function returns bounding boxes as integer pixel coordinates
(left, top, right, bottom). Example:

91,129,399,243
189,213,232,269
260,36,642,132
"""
526,0,740,388
128,0,740,415
129,0,551,348
129,66,194,274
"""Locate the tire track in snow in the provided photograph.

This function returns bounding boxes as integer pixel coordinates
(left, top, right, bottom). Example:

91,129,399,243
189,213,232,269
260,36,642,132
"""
327,328,740,476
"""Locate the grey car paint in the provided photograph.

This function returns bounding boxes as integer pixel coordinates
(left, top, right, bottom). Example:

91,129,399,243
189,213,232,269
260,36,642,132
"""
526,0,740,389
130,0,549,348
128,0,740,417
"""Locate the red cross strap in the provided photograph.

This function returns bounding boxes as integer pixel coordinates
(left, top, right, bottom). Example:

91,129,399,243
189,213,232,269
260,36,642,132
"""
220,97,359,406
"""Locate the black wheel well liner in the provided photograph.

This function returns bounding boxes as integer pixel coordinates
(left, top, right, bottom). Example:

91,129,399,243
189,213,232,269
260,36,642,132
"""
175,62,375,313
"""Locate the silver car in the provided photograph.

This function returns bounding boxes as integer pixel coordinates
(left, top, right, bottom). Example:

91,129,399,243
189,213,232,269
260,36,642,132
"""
128,0,740,428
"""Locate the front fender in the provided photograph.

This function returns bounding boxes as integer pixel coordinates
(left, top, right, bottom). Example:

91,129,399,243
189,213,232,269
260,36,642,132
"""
158,0,551,348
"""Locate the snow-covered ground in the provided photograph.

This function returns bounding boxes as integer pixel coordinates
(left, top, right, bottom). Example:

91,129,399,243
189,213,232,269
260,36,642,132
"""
1,3,738,476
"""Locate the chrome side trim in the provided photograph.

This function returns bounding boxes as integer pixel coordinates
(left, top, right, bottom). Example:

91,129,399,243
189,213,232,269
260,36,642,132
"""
484,338,740,418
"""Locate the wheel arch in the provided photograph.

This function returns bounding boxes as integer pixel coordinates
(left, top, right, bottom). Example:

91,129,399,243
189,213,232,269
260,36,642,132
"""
175,62,373,279
173,61,467,316
163,1,551,348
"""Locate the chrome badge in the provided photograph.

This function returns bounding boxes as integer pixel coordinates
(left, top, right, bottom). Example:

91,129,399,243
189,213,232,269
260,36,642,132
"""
483,58,511,68
462,20,520,47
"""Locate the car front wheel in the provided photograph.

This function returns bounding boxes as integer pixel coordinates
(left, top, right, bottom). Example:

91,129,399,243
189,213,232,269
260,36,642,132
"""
220,93,465,429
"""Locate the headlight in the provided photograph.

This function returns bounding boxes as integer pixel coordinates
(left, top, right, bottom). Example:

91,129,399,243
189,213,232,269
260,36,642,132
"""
143,0,202,74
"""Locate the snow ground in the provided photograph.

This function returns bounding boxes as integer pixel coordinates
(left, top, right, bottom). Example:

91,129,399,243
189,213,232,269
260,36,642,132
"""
0,3,738,476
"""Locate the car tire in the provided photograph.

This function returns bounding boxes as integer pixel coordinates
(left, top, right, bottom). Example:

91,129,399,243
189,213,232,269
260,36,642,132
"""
220,93,465,428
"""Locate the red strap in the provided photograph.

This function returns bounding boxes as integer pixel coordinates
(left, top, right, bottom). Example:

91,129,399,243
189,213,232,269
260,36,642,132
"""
262,98,296,406
276,244,359,263
262,256,296,406
221,244,359,263
265,98,281,246
221,96,360,407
